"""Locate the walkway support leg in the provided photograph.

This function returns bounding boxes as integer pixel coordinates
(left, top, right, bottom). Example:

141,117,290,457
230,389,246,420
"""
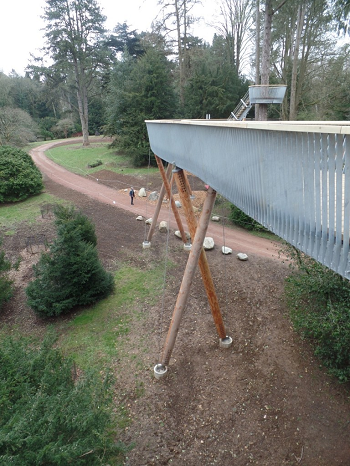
154,169,232,378
174,169,229,342
183,171,193,196
155,156,188,244
146,162,173,243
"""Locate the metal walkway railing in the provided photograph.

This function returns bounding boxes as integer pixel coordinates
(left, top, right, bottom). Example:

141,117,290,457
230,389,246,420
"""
146,120,350,279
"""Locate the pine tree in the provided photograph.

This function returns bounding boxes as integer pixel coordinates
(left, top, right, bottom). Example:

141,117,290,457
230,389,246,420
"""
0,332,125,464
105,47,176,166
26,206,114,317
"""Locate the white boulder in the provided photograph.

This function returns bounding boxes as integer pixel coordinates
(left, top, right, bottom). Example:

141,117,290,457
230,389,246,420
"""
175,230,191,240
222,246,232,255
136,216,143,221
203,237,215,250
145,218,153,225
138,187,147,197
237,253,248,261
148,191,158,201
212,216,220,222
159,221,169,233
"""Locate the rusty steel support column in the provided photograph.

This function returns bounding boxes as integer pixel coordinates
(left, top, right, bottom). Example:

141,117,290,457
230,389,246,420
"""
155,155,188,244
159,181,218,368
154,169,231,377
183,171,193,196
146,162,173,243
174,169,228,341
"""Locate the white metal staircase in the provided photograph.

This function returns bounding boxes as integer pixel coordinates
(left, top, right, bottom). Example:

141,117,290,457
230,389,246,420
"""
227,91,252,121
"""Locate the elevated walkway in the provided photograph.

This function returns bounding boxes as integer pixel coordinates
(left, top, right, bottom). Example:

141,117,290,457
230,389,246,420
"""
146,119,350,280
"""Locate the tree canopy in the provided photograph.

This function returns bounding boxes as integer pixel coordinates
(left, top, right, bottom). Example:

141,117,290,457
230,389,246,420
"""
1,1,349,159
35,0,109,145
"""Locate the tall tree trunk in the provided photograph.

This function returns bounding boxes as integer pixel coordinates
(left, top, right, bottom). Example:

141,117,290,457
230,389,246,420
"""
175,0,185,106
259,0,287,120
78,91,89,147
289,5,304,120
259,0,273,121
75,62,89,146
76,83,89,146
255,0,260,120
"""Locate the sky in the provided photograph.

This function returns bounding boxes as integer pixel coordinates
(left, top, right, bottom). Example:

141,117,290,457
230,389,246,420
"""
0,0,218,76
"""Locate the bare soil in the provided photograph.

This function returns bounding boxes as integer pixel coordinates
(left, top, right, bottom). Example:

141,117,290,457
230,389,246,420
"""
1,140,349,465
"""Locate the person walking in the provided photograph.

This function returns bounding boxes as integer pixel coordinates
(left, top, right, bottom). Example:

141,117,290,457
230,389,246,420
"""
129,187,135,205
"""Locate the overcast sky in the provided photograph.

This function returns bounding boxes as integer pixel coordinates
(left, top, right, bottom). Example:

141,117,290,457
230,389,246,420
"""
0,0,217,76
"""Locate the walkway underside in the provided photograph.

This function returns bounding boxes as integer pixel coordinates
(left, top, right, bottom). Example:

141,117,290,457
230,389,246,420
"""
146,120,350,280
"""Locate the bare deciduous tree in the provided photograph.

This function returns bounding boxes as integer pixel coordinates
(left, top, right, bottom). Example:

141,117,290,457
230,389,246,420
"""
153,0,201,105
0,107,38,147
213,0,254,74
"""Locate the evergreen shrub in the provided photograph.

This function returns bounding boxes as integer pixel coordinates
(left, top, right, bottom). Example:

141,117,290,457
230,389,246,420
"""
26,206,114,317
229,204,267,231
285,246,350,382
0,146,43,203
0,333,125,465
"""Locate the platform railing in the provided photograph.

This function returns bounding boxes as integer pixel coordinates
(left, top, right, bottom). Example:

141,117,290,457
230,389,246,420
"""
146,120,350,279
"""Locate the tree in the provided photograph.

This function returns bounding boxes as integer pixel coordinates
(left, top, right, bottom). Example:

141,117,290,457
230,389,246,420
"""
7,72,42,119
0,107,38,147
26,206,114,317
105,47,177,165
153,0,201,106
53,117,76,138
214,0,254,74
331,0,350,33
0,73,14,107
0,332,125,464
38,0,108,146
257,0,288,120
106,22,146,58
183,35,249,118
298,44,350,120
0,146,43,202
270,0,334,120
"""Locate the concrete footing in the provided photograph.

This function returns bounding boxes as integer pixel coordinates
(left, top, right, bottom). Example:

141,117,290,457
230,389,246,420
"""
219,336,233,348
154,364,168,379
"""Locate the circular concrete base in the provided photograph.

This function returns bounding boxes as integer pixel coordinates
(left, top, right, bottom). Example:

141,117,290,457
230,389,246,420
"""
142,241,151,249
154,364,168,379
184,242,192,251
219,336,233,348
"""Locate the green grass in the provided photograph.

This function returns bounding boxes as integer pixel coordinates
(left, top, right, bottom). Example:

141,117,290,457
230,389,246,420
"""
57,265,164,370
45,143,159,177
0,193,66,230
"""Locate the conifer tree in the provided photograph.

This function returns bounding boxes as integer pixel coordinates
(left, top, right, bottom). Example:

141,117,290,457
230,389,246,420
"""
26,206,114,317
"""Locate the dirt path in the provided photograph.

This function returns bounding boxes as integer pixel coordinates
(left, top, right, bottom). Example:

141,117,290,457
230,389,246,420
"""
30,139,280,260
23,139,350,465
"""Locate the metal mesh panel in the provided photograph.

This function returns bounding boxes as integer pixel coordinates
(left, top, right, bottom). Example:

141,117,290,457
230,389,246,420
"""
146,120,350,279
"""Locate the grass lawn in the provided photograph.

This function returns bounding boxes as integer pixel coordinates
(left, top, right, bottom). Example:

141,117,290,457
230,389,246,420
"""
44,142,159,177
57,265,164,371
0,193,67,231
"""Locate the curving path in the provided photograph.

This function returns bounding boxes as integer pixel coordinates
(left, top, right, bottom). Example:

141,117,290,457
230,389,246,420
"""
30,138,281,260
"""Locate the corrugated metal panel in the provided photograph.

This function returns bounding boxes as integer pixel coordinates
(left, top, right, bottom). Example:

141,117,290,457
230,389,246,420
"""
146,120,350,279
